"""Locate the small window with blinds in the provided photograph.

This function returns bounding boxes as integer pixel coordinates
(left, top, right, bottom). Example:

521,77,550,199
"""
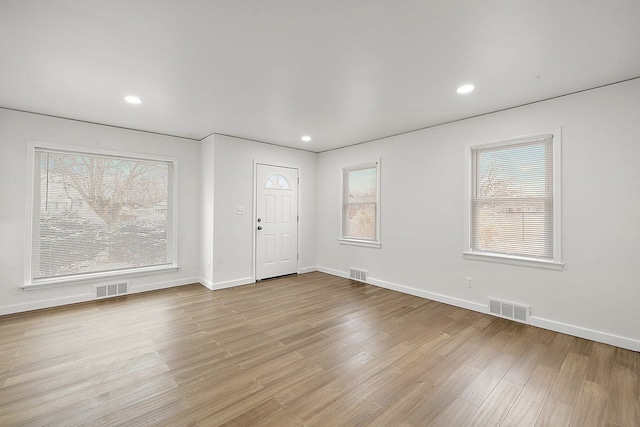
29,147,176,285
339,160,381,248
465,132,563,270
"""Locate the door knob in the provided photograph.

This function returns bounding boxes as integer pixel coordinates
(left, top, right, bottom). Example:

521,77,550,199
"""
257,226,262,230
257,218,262,222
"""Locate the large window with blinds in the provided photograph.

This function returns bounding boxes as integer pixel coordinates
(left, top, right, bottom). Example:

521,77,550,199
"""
27,145,177,286
464,132,562,269
340,160,381,248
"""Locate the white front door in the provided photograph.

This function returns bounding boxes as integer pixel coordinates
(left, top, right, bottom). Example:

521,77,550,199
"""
256,164,298,280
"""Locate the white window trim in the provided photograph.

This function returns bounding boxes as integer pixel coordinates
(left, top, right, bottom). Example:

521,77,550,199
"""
339,159,381,248
463,130,563,270
23,140,180,289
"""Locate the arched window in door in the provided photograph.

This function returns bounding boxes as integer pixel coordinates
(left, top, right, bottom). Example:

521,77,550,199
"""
265,174,290,190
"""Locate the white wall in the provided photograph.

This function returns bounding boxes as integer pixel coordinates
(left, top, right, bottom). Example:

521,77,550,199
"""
202,134,317,288
316,79,640,351
200,136,215,288
0,109,201,315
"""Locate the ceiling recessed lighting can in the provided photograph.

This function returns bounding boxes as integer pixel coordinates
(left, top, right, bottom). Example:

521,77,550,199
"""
301,135,311,142
124,95,143,104
456,84,475,94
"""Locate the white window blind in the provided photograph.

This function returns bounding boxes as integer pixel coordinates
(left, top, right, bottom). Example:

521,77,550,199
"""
471,136,553,259
342,162,379,242
31,148,174,282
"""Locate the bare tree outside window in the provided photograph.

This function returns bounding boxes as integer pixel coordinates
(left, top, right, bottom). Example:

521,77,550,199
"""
33,150,173,280
472,140,553,258
342,164,378,241
55,154,168,230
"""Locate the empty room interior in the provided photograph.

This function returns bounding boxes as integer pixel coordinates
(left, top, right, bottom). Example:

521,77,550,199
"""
1,1,640,426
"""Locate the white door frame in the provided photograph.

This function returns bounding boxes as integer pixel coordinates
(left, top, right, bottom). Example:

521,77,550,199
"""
252,161,300,281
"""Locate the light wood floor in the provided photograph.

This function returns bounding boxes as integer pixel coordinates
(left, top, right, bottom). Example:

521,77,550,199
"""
0,272,638,426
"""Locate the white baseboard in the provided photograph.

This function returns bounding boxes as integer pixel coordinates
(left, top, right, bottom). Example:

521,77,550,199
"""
0,277,198,316
211,276,255,290
199,278,214,290
529,316,640,352
367,276,487,314
316,266,640,352
132,277,200,293
0,293,94,316
317,266,483,312
317,266,349,278
208,270,318,290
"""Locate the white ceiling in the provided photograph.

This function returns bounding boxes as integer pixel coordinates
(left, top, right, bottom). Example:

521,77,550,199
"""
1,1,639,152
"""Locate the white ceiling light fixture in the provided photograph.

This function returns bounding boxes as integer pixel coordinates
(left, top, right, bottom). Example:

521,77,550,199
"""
301,135,311,142
124,95,143,104
456,84,475,94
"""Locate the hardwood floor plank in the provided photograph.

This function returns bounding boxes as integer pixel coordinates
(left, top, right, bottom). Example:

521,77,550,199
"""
431,397,479,427
535,399,574,427
327,340,414,389
571,381,609,427
301,393,381,426
218,397,285,427
367,380,434,426
401,364,480,425
535,351,588,426
501,364,558,426
538,333,576,371
606,365,640,426
460,351,517,406
465,379,522,427
269,377,351,424
502,341,548,387
365,359,442,408
547,352,589,404
585,342,616,387
0,272,636,426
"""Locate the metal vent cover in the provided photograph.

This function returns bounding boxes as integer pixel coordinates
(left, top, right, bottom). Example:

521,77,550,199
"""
488,298,529,323
96,282,129,299
349,268,367,282
96,286,107,298
489,300,501,315
514,305,528,322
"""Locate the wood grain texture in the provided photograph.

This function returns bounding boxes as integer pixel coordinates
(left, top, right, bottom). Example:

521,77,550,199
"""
0,272,637,426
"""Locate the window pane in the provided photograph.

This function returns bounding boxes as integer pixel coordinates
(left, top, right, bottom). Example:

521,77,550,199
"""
343,166,377,240
472,199,552,257
265,174,290,190
343,203,376,240
347,168,377,203
33,150,173,280
475,142,551,199
471,137,553,259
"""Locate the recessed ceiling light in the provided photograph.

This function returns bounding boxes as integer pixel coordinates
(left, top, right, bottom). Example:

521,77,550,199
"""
456,84,475,94
301,136,311,142
124,95,143,104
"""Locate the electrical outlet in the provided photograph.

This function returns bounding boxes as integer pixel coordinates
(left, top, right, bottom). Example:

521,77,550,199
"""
467,277,473,288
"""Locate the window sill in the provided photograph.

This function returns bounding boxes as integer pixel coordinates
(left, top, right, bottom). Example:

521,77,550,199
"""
463,251,563,271
339,238,381,249
22,264,180,291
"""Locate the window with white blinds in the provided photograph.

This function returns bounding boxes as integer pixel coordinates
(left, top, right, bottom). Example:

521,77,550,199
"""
340,160,381,248
29,147,176,284
466,132,562,269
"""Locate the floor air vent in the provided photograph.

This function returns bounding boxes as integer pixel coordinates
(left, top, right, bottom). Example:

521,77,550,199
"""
349,268,367,282
96,282,129,299
488,298,529,323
